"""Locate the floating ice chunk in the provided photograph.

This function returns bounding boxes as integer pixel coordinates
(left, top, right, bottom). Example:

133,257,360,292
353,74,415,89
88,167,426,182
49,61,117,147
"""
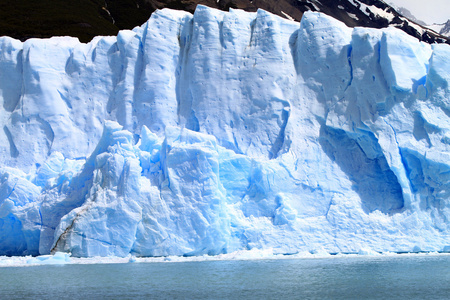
27,252,71,265
310,248,331,257
358,248,381,256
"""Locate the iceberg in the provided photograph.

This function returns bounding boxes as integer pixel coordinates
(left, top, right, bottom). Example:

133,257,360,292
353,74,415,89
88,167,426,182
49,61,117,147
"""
0,6,449,257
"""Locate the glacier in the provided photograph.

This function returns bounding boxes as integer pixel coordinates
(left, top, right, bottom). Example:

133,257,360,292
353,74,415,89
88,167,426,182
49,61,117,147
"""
0,6,449,257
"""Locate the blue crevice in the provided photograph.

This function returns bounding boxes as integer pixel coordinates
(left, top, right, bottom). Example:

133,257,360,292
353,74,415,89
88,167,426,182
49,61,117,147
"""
346,44,354,92
38,205,43,231
384,119,416,204
384,120,409,176
248,18,256,47
336,44,354,104
269,103,290,159
219,20,225,50
319,124,404,214
412,75,427,95
3,126,19,158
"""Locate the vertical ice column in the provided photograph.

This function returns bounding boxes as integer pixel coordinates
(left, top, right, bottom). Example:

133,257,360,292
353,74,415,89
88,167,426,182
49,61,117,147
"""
133,9,192,135
178,6,298,159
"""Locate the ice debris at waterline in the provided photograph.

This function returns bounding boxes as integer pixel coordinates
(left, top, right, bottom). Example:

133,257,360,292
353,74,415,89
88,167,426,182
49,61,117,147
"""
2,250,450,267
0,6,449,257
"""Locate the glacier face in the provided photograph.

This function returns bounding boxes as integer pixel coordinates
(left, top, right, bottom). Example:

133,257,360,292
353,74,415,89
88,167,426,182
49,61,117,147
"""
0,6,449,257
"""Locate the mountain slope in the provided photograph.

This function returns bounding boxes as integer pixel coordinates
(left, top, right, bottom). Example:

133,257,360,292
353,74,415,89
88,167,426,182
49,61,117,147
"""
0,0,121,42
440,20,450,37
428,20,450,38
394,6,427,26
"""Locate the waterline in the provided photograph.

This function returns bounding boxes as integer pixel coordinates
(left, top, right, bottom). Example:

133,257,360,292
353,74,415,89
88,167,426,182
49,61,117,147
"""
0,254,449,299
1,248,450,267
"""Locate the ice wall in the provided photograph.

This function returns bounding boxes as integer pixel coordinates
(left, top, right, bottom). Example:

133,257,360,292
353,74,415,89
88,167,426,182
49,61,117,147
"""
0,6,449,256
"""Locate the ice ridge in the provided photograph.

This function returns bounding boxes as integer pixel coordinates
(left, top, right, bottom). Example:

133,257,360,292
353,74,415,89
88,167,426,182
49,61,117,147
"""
0,6,449,257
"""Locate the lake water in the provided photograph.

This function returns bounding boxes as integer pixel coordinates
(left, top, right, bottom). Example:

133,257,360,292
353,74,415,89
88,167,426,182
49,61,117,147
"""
0,254,449,299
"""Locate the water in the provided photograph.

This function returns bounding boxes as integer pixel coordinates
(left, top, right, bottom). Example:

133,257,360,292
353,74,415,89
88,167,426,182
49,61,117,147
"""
0,255,449,299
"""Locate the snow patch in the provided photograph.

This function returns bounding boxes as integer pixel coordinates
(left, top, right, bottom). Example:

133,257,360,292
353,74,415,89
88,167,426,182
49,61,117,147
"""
281,11,295,21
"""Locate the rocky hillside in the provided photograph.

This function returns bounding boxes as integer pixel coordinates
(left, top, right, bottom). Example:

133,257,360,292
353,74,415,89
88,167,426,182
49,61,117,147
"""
428,20,450,38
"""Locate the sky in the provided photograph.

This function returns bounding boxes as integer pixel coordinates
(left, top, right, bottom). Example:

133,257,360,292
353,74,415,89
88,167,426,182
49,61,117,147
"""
388,0,449,24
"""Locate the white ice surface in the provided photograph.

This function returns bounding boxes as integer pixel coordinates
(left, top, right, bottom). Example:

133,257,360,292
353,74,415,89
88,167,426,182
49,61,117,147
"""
0,7,449,257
